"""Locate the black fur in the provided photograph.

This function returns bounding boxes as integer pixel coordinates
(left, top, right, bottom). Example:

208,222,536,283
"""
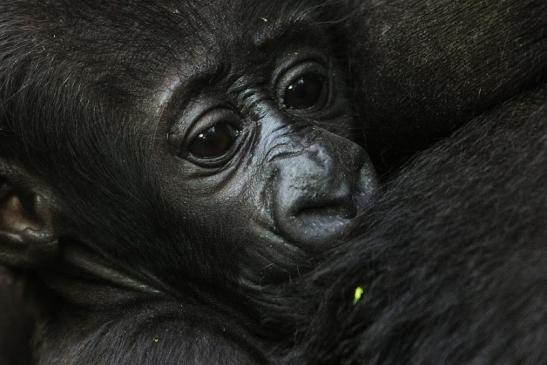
0,268,34,365
282,85,547,364
0,0,545,364
343,0,547,171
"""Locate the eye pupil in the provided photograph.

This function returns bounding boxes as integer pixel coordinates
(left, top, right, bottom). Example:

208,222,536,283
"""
284,73,326,110
188,123,239,159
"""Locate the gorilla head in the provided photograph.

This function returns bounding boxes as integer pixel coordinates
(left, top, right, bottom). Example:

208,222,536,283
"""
0,0,377,305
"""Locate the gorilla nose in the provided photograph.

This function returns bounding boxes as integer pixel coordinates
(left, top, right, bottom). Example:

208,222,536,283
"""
273,137,378,248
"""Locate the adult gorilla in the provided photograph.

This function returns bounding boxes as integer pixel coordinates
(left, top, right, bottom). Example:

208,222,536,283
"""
274,0,547,364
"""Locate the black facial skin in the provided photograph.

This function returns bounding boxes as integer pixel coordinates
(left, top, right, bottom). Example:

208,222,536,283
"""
157,46,376,285
0,1,376,363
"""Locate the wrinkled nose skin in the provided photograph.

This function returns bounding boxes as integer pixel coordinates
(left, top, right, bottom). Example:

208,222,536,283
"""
273,132,378,248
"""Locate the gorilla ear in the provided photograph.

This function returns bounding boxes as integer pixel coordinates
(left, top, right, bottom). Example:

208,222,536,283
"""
0,164,58,269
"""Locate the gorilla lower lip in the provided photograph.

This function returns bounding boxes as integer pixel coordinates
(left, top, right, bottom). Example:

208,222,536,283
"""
295,202,357,220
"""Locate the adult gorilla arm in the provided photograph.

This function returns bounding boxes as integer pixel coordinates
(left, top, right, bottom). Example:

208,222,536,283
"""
286,85,547,364
0,267,34,365
341,0,547,170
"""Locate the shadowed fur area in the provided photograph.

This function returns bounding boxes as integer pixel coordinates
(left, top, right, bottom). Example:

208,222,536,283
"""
278,85,547,364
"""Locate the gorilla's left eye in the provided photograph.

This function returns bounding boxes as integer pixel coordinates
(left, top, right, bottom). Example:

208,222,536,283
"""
284,73,327,110
277,61,330,111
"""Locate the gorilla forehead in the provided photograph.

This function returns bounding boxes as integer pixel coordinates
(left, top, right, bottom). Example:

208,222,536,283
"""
3,0,329,127
13,0,323,68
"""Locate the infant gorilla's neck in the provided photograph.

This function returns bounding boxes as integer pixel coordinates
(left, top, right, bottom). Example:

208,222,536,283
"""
36,241,297,339
34,244,163,309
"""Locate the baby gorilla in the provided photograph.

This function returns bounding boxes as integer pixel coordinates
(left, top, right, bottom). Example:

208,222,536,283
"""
0,0,376,363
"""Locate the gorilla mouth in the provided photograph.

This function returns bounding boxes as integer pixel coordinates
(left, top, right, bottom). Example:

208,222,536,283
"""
280,198,361,248
295,200,358,221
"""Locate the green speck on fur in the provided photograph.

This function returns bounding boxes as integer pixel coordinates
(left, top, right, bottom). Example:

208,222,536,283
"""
353,286,365,305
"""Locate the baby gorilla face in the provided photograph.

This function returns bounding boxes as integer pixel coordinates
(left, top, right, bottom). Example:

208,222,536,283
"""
152,1,378,284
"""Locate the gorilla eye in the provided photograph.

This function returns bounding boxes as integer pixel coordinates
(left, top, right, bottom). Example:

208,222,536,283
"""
277,61,330,111
284,73,327,110
188,122,241,160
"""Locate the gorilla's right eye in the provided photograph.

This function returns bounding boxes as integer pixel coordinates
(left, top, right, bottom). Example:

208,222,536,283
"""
175,107,244,167
188,122,240,160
